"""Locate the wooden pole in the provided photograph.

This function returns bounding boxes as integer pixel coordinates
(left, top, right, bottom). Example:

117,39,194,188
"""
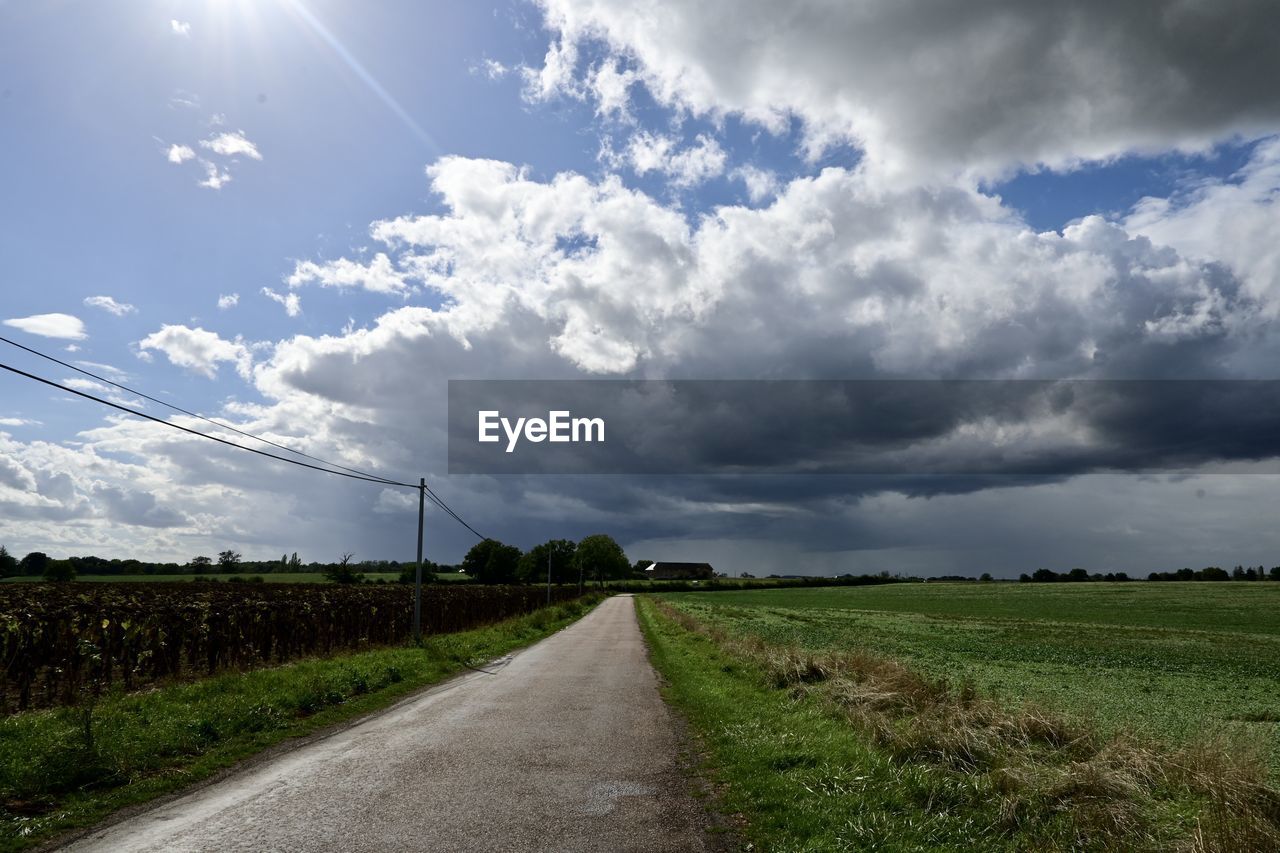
414,477,424,642
546,547,551,606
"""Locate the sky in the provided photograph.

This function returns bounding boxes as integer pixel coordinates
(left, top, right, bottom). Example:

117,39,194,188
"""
3,0,1280,576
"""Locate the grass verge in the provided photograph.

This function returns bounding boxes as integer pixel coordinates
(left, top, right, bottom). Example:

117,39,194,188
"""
637,596,1280,852
0,593,604,852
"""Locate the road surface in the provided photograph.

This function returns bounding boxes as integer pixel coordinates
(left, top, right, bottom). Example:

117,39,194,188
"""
64,595,714,853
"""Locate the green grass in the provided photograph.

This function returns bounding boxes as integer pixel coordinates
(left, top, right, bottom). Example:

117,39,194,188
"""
0,594,602,851
660,583,1280,778
636,597,1197,852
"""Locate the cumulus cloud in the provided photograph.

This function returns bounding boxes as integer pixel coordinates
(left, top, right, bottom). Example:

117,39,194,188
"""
197,160,232,190
622,132,726,188
731,165,779,203
262,287,302,317
200,130,262,161
3,313,87,340
136,325,252,379
1125,137,1280,319
287,253,409,296
166,144,195,164
217,293,240,310
83,295,136,316
530,0,1280,180
170,19,191,37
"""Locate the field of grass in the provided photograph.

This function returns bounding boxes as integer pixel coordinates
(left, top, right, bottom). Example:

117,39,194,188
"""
0,594,602,851
661,583,1280,776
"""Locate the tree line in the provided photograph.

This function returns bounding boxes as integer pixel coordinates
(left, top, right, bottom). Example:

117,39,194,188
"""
1018,565,1280,582
0,534,635,588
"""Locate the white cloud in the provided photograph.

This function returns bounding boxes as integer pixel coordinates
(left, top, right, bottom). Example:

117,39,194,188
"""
731,165,779,203
169,90,201,110
200,130,262,161
287,253,408,296
0,418,40,427
137,325,252,379
217,293,240,310
262,287,302,317
531,0,1280,181
74,361,130,380
1126,137,1280,318
477,59,509,80
621,132,726,188
197,159,232,190
83,295,136,316
3,313,87,340
166,144,195,164
170,19,191,37
62,378,143,408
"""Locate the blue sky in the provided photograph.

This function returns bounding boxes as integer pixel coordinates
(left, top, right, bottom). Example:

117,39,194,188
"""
3,1,1280,574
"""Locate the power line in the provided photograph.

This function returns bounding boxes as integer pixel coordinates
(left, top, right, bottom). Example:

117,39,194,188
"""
0,333,402,486
2,360,417,487
0,359,487,539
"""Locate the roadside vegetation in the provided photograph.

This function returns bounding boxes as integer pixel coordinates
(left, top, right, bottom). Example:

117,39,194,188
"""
0,593,603,851
640,586,1280,851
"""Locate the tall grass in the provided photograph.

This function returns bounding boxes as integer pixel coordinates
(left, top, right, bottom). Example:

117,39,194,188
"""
647,598,1280,851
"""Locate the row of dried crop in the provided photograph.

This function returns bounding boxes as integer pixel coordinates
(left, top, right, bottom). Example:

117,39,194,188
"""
0,583,582,713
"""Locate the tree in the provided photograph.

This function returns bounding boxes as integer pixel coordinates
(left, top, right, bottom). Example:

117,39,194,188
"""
42,557,76,582
979,572,993,582
189,555,213,574
325,553,365,584
517,539,577,585
571,534,629,589
217,550,242,572
398,559,439,584
288,552,303,571
0,545,17,578
740,572,754,579
463,539,522,584
1271,566,1280,581
19,551,48,577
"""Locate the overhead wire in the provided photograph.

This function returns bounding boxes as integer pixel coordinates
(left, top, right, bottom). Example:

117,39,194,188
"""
0,353,487,539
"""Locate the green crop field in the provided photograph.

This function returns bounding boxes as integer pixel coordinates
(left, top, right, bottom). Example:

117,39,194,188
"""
661,582,1280,776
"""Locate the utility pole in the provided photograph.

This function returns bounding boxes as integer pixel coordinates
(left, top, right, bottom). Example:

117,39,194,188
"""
414,477,424,643
546,547,551,606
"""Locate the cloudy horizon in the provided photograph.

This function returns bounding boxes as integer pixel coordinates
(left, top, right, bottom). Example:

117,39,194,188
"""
3,0,1280,577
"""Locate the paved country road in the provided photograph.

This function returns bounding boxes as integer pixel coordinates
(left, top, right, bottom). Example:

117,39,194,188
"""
63,595,716,853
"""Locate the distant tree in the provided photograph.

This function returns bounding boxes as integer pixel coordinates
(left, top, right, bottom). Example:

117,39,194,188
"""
740,572,755,579
633,559,655,577
217,550,242,572
1270,566,1280,581
19,551,49,577
189,555,213,575
398,559,439,584
463,539,522,584
1232,566,1246,580
325,553,364,584
517,539,577,585
979,572,993,582
0,545,17,578
1031,568,1058,582
1066,568,1090,582
288,552,303,571
43,557,76,582
571,534,629,589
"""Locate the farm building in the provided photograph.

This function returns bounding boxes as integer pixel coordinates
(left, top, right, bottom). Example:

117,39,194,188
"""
645,562,715,580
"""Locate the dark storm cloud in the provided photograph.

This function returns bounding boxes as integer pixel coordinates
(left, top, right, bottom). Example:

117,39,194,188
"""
449,380,1280,476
